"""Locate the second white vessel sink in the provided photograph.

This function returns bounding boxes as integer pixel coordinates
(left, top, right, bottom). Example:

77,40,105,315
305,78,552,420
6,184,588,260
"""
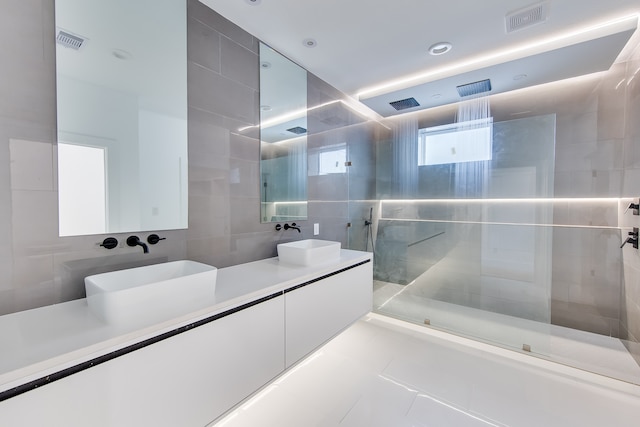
85,260,217,325
277,239,341,266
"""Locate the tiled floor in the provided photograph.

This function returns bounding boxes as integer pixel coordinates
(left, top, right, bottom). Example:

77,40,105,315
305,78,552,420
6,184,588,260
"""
210,314,640,427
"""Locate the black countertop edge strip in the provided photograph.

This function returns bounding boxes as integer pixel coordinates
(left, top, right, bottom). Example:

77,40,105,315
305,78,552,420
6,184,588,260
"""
284,259,371,294
0,291,283,403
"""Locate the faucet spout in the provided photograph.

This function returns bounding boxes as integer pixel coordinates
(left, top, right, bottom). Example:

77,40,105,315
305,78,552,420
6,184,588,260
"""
126,236,149,253
284,223,301,233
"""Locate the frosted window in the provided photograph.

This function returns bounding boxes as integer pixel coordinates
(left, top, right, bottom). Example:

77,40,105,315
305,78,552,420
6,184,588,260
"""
58,143,106,236
418,118,493,166
319,148,347,175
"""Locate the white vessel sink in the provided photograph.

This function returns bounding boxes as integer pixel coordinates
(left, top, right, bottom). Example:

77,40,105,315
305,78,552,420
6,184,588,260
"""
277,239,341,266
85,260,217,325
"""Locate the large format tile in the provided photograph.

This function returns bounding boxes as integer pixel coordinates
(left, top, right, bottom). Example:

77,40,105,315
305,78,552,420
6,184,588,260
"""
211,315,640,427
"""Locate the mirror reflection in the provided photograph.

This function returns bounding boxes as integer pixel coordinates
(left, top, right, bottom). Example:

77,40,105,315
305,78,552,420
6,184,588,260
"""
259,43,308,223
55,0,188,236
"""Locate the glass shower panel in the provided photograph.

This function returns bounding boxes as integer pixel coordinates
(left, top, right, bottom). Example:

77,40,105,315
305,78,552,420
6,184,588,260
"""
365,111,640,383
371,114,557,355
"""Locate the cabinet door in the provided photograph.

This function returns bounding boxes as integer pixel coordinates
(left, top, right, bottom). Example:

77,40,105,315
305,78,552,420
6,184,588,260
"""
0,296,285,427
285,262,372,367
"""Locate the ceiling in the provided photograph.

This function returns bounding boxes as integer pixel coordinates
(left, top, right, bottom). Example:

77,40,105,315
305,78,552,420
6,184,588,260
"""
199,0,640,117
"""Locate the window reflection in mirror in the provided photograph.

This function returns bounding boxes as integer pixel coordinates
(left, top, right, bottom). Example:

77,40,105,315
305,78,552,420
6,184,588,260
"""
55,0,188,236
259,43,308,223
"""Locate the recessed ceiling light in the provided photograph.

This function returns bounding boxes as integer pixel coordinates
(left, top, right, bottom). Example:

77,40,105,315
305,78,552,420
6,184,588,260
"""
260,61,271,69
513,73,528,80
428,42,452,56
303,38,317,48
260,105,272,111
112,49,132,60
431,94,442,99
245,0,261,5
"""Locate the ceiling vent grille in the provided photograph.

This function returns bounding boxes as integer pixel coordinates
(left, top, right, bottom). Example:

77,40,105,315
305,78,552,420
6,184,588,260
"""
56,29,86,50
286,126,307,135
389,97,420,111
506,2,548,33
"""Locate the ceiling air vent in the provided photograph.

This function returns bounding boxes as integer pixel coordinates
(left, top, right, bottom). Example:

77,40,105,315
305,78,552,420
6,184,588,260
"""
389,97,420,111
56,29,87,50
506,2,548,33
286,126,307,135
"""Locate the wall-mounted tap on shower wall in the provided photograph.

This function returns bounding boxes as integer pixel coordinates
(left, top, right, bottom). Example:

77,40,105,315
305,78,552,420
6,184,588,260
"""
620,227,639,249
624,199,640,215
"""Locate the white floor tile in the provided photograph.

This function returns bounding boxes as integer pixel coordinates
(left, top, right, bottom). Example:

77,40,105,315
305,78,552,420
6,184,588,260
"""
211,314,640,427
339,375,418,427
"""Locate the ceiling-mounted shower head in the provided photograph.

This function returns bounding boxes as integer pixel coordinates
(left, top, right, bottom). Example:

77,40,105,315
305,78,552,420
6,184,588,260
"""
456,79,492,97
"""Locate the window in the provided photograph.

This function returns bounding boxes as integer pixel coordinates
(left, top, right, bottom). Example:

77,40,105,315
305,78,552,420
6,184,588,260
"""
58,143,107,236
319,147,347,175
418,118,493,166
309,144,347,176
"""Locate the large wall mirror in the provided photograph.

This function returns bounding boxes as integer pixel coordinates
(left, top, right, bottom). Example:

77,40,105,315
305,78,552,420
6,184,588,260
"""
259,43,308,223
55,0,188,236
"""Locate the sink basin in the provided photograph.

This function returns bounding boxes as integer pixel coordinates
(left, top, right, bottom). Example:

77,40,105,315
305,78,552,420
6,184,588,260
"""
85,260,217,325
277,239,341,266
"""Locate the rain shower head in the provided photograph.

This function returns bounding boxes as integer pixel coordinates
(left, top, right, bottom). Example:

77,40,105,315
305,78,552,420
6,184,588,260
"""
456,79,492,97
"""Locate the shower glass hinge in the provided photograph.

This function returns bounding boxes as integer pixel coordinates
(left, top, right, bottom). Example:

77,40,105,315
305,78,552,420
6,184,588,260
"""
347,222,352,227
522,344,532,352
345,161,352,167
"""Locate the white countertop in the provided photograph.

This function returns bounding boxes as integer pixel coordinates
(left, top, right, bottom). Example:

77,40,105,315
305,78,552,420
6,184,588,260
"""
0,249,371,393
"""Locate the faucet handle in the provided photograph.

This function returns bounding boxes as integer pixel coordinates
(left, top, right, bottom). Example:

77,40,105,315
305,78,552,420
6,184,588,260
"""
99,237,118,249
621,227,639,249
147,234,166,245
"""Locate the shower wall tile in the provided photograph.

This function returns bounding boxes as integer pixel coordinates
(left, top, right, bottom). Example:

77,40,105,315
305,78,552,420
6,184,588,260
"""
555,111,598,146
554,140,623,172
551,301,620,337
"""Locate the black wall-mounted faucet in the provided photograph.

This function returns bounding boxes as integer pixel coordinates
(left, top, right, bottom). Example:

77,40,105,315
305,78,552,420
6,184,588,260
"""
127,236,149,253
284,222,301,233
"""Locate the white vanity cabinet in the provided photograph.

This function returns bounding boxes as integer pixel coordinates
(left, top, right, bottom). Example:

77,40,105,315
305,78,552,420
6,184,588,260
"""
0,296,285,427
285,261,373,367
0,251,372,426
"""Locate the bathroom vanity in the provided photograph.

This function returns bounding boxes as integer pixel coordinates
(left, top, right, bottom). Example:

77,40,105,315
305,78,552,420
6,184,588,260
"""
0,249,372,426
